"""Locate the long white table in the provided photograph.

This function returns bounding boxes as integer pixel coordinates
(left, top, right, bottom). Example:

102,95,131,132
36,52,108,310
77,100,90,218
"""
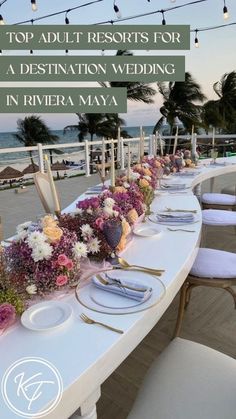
1,158,236,419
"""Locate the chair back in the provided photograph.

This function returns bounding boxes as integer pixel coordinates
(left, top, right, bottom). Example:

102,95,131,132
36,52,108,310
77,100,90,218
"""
34,172,61,215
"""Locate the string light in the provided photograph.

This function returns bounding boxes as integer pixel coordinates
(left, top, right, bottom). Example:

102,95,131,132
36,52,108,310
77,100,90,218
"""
113,1,121,19
31,0,37,12
223,0,229,20
14,0,104,25
65,10,70,24
95,0,208,25
161,10,166,25
194,29,199,47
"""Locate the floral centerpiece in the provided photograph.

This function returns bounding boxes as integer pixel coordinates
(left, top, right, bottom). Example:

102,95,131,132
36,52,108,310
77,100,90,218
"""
5,215,83,299
59,193,134,259
0,247,25,331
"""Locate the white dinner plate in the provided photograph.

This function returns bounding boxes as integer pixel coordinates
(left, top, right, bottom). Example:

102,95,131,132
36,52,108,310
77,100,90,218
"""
149,213,200,226
75,270,166,315
133,225,161,237
21,301,73,331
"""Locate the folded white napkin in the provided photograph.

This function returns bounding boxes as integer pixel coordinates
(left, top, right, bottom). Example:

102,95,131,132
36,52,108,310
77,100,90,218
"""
174,171,200,177
161,183,186,190
92,274,152,302
156,211,195,224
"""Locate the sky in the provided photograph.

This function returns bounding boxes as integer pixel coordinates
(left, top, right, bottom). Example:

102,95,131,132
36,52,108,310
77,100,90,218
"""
0,0,235,132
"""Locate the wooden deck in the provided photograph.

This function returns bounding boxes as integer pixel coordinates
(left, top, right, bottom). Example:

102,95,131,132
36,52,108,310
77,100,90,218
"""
97,226,236,417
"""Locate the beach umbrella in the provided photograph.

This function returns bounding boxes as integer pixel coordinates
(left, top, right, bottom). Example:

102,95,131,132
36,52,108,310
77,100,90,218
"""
22,163,39,175
0,166,23,187
50,161,68,179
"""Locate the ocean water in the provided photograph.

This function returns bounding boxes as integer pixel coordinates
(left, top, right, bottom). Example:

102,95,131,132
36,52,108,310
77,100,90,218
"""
0,126,155,166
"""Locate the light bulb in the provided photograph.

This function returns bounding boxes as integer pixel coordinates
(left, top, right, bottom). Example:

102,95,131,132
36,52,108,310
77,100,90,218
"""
114,3,121,19
223,5,229,19
31,0,37,12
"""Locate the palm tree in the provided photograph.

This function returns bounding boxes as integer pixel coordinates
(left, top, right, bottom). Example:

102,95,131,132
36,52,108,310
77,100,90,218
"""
64,113,125,143
154,72,206,134
64,113,125,173
14,116,59,165
100,50,156,104
212,71,236,129
201,100,224,133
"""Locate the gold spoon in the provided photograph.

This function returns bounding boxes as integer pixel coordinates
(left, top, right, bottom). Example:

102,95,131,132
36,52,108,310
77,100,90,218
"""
117,257,164,276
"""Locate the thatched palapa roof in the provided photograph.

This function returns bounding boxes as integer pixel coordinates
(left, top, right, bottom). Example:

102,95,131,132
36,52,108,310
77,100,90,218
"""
0,166,23,180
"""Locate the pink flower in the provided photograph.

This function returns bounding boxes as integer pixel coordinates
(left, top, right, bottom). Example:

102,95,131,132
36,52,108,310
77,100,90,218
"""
57,254,69,266
0,303,16,329
66,259,74,271
56,275,68,287
95,217,104,230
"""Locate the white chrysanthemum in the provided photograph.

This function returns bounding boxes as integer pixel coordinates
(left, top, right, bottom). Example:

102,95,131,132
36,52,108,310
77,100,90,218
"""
26,231,47,248
103,206,114,217
26,284,38,295
87,237,101,254
130,171,140,180
143,175,151,181
74,208,83,215
16,221,32,234
15,230,28,241
73,242,88,259
31,242,53,262
80,224,93,237
86,208,93,215
104,197,115,208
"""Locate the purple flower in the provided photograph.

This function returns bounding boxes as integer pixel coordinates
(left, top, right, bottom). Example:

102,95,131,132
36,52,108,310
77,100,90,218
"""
0,303,16,329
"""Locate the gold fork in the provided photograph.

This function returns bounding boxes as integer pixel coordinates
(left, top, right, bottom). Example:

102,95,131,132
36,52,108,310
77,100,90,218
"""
167,227,196,233
80,313,124,334
96,274,146,292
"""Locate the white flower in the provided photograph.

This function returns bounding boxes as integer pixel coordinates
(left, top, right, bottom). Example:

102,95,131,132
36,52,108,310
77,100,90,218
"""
144,175,151,181
15,230,28,242
113,210,119,218
123,182,130,189
104,197,115,208
31,242,53,262
130,171,140,180
73,242,88,259
26,284,37,295
74,208,83,215
143,163,151,168
87,237,101,254
26,231,47,248
103,206,114,217
86,208,93,215
80,224,93,238
16,221,32,234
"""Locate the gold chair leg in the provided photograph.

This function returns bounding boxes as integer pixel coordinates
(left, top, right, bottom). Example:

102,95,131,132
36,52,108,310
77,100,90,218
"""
225,287,236,308
185,284,198,309
173,281,190,338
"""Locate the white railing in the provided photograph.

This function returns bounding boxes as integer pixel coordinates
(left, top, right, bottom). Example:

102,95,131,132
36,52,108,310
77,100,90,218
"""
0,134,236,178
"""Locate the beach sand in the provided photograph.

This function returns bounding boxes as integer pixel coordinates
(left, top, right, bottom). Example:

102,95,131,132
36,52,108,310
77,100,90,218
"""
0,172,100,239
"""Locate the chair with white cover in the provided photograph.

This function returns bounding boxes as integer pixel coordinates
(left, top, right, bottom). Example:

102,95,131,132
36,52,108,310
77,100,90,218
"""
202,192,236,210
174,248,236,337
127,338,236,419
34,172,61,216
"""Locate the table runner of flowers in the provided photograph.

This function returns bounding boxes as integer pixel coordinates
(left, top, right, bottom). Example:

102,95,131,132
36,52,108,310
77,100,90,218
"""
0,152,196,331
